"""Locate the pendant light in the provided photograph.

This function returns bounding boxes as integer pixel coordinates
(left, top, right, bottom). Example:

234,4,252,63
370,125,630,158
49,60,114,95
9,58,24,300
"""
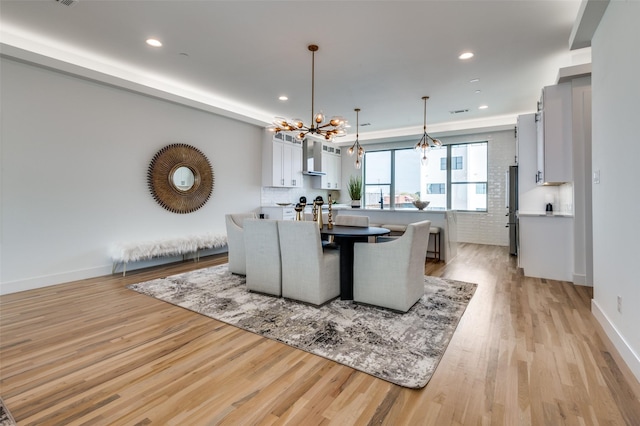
347,108,364,169
414,96,442,164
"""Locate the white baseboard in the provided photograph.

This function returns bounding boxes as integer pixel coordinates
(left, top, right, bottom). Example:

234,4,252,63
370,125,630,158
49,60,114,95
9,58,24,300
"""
0,247,228,296
573,273,589,286
0,265,111,295
591,299,640,383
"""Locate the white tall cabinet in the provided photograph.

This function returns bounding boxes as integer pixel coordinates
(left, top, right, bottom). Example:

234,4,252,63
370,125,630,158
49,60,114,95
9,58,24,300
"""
518,111,574,281
517,69,592,284
262,132,303,188
312,142,342,190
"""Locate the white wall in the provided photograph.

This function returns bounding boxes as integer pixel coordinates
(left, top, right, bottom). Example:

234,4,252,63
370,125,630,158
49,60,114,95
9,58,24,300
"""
0,57,263,294
340,128,516,247
591,1,640,382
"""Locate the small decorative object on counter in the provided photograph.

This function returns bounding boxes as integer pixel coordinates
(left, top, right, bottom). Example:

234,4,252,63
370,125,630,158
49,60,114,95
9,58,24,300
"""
294,203,304,221
412,200,430,210
327,194,334,229
299,196,307,220
314,196,324,229
347,175,362,208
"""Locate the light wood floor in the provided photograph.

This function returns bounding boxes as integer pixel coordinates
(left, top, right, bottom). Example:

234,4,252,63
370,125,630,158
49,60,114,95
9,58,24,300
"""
1,244,639,425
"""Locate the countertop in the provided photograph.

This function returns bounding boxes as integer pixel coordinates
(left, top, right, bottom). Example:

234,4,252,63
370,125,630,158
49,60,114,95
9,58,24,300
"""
333,207,446,214
518,211,574,218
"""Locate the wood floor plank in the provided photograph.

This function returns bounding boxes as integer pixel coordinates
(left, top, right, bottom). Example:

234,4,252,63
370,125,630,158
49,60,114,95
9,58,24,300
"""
1,245,640,425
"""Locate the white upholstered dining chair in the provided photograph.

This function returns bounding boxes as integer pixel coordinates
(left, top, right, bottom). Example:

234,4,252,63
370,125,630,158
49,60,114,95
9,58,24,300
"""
243,219,281,296
334,215,369,227
225,213,257,275
277,220,340,306
352,220,431,312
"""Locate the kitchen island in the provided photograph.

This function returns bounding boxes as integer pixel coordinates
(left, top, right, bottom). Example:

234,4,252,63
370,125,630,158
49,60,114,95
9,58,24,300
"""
333,208,458,263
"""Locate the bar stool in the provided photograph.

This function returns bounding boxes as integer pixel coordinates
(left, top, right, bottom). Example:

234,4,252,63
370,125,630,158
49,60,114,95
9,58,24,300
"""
427,227,441,262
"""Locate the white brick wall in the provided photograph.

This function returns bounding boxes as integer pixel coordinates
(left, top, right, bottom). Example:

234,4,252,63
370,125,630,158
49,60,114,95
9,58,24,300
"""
440,129,516,246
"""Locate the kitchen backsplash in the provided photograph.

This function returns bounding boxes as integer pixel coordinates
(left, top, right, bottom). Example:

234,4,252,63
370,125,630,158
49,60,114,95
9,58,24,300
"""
519,182,574,214
261,186,342,206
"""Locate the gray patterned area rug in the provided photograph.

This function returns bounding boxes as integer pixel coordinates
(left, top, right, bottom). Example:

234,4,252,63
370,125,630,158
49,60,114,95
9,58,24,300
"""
128,264,477,388
0,397,16,426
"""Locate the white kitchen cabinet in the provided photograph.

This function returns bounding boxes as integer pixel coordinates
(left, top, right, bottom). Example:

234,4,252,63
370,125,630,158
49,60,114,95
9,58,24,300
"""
261,206,295,220
536,83,572,184
262,132,303,188
312,142,342,190
518,214,573,281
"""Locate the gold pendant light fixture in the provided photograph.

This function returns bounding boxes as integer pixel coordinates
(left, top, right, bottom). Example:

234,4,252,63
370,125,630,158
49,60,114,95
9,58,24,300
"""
415,96,442,165
270,45,346,141
348,108,364,169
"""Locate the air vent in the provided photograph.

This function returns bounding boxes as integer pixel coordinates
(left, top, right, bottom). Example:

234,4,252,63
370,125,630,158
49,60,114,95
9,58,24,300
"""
360,123,371,127
449,109,469,115
55,0,78,6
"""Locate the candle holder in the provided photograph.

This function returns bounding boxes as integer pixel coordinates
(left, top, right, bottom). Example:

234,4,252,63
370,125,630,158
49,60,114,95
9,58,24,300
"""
294,203,304,221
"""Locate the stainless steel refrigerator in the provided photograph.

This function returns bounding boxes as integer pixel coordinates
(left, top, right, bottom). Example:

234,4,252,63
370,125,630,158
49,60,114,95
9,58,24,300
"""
506,165,518,255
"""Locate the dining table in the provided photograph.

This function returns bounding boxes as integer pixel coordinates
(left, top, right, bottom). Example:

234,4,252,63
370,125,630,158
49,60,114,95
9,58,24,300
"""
320,224,390,300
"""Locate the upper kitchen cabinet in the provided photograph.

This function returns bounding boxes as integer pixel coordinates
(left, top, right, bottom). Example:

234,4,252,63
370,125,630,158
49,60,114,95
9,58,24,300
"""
536,83,572,184
262,132,303,188
311,141,342,190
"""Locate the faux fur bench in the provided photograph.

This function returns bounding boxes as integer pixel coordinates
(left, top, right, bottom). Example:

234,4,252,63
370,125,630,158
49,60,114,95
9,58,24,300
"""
110,233,227,276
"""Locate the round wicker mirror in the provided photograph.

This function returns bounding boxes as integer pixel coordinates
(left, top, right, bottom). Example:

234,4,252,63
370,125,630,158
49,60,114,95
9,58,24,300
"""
147,143,214,213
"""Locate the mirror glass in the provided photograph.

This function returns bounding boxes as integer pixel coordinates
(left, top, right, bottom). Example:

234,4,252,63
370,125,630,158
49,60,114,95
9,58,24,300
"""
172,166,195,191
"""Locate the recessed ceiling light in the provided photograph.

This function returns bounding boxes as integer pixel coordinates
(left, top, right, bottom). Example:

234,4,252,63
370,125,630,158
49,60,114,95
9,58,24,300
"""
469,78,480,83
146,38,162,47
479,105,488,110
459,52,474,60
475,90,482,94
278,95,288,101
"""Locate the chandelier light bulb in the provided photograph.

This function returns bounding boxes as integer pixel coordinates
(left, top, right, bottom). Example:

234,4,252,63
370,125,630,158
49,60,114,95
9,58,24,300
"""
348,146,355,156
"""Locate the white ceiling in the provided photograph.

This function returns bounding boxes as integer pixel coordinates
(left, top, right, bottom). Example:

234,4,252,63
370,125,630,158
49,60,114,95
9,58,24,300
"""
0,0,589,143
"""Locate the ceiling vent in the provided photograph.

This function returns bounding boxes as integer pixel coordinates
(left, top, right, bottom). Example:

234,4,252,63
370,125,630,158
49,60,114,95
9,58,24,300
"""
449,109,469,115
55,0,78,6
360,123,371,127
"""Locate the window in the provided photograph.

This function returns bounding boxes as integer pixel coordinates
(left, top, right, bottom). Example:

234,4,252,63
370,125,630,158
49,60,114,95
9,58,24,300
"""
452,156,463,170
450,143,488,211
363,150,391,209
363,141,488,211
428,183,446,194
443,156,462,170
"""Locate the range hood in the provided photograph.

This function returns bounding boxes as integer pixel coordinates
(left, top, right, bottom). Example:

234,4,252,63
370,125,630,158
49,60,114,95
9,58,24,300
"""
302,140,326,176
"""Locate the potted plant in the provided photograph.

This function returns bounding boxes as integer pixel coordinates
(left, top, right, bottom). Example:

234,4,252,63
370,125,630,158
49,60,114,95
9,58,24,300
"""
348,175,362,208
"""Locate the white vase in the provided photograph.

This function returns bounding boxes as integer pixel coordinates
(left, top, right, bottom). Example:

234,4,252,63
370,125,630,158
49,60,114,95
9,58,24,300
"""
351,200,361,208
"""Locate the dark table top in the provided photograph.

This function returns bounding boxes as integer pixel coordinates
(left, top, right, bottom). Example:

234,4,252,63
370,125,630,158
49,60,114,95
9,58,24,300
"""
320,225,390,237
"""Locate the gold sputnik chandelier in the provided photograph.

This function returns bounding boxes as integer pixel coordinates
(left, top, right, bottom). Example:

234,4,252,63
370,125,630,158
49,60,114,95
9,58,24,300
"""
415,96,442,164
269,45,346,141
347,108,364,169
